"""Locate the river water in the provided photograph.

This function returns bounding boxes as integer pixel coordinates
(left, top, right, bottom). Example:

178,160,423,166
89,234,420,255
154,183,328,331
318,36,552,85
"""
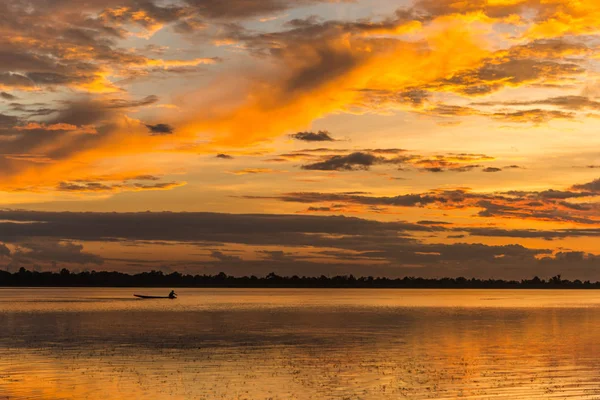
1,288,600,399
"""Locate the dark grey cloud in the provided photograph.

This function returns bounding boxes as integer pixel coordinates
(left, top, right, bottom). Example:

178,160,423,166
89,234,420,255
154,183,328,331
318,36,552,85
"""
0,210,598,278
432,59,585,96
56,180,183,193
131,175,161,181
276,148,408,164
0,0,228,95
210,250,242,262
572,178,600,193
132,182,184,190
473,96,600,111
58,182,113,192
426,104,478,117
301,152,383,171
257,250,296,261
145,123,174,135
290,130,336,142
410,0,527,19
506,39,590,58
558,201,591,211
0,243,10,258
359,88,431,107
482,167,502,173
0,42,101,89
307,206,336,212
0,73,36,88
100,1,185,26
462,227,600,240
0,113,19,128
455,165,484,172
289,149,495,173
0,95,162,180
7,102,59,118
286,45,361,93
491,109,575,124
426,103,579,124
540,251,600,264
183,0,334,20
243,179,600,225
424,167,443,173
511,189,595,200
0,210,541,271
360,242,549,264
295,148,351,153
39,95,159,126
11,239,103,266
0,49,72,74
243,191,444,207
0,210,438,244
26,72,80,85
172,17,207,34
475,200,598,225
105,95,159,109
216,153,234,159
0,92,17,100
367,149,407,155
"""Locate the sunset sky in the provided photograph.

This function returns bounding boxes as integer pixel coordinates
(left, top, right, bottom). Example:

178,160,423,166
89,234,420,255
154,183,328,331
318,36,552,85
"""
1,0,600,279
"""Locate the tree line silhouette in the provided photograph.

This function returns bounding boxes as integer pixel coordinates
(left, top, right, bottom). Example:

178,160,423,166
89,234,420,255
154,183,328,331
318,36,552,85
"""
0,268,598,288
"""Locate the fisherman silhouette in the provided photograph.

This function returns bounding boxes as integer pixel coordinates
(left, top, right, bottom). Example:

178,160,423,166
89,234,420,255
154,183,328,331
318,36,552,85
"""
168,290,177,299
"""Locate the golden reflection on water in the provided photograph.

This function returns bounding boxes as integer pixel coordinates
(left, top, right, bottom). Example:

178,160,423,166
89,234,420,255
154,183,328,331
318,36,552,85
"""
2,289,600,399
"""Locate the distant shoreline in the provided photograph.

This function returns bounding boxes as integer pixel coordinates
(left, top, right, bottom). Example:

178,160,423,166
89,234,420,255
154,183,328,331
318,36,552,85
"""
1,268,598,289
1,286,600,290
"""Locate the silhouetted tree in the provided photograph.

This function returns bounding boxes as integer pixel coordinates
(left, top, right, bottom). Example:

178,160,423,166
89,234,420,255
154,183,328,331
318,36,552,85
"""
0,268,596,289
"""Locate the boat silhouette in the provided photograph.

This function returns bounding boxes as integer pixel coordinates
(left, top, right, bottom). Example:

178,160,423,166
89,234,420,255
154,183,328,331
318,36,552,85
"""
134,290,177,299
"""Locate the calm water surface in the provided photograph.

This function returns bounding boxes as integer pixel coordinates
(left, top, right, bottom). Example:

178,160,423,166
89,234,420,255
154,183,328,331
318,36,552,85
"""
2,288,600,399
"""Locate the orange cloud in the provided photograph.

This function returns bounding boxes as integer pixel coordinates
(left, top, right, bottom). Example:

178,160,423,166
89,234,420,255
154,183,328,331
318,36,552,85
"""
16,123,98,134
0,0,597,208
178,16,492,146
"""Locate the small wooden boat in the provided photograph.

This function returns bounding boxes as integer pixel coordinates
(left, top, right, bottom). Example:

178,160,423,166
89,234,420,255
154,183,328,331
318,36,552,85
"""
134,294,177,299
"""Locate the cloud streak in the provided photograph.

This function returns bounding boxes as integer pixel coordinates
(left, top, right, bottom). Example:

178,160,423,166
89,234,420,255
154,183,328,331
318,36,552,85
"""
0,210,598,279
290,130,336,142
